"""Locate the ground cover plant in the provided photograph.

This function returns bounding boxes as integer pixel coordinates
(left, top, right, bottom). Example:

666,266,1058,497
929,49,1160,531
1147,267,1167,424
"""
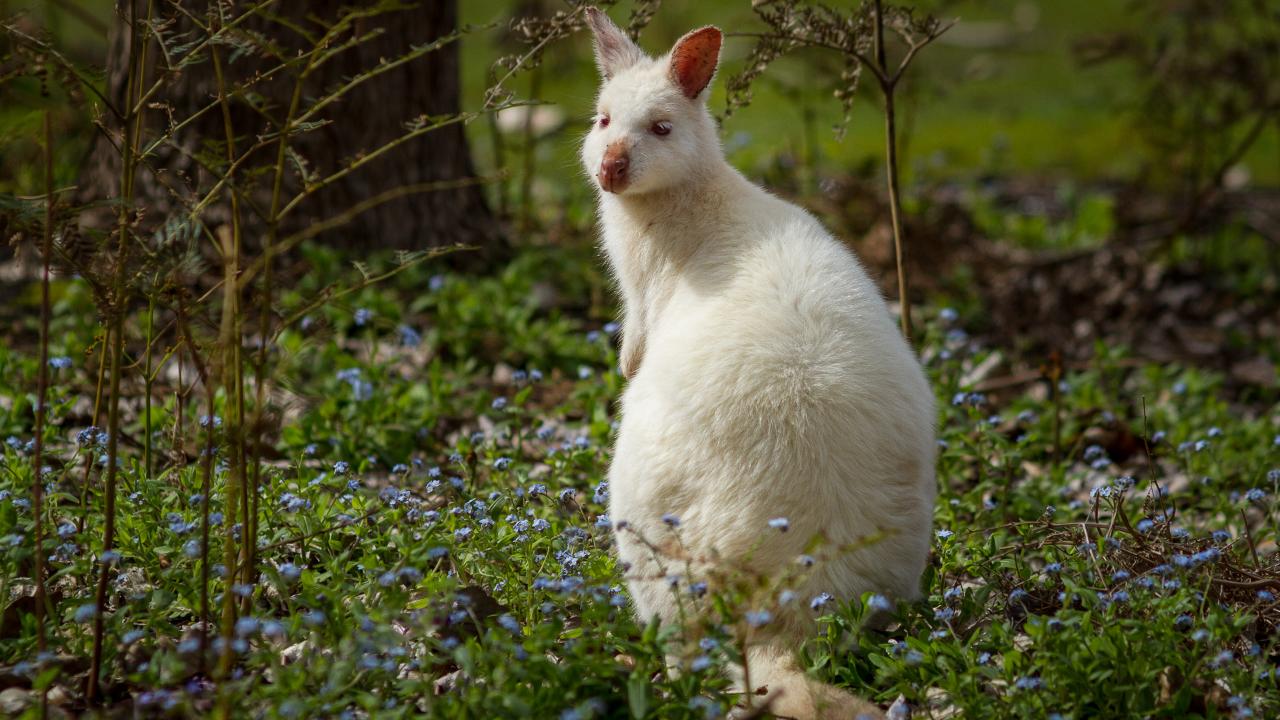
1,248,1278,717
2,0,1279,718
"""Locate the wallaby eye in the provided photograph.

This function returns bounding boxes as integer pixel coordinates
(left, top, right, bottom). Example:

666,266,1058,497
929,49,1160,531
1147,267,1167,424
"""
651,121,672,136
597,114,610,128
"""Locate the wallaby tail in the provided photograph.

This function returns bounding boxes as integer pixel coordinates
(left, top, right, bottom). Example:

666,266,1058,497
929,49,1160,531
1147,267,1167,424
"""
738,645,884,720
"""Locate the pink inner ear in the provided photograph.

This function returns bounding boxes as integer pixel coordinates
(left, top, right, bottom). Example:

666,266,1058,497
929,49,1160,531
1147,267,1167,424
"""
670,27,721,99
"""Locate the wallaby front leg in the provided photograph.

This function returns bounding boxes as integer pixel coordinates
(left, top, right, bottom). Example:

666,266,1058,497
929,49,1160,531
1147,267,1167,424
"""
620,328,646,380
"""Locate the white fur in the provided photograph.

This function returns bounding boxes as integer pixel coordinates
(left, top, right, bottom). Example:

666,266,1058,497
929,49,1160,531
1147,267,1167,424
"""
582,11,936,719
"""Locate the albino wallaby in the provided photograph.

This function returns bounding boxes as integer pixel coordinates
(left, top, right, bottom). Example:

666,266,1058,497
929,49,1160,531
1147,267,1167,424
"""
582,8,936,719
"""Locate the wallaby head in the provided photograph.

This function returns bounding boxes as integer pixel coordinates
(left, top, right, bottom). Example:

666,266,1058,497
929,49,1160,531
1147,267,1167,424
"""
582,8,723,197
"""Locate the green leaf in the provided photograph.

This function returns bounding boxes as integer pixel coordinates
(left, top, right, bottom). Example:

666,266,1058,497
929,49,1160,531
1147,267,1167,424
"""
627,669,650,718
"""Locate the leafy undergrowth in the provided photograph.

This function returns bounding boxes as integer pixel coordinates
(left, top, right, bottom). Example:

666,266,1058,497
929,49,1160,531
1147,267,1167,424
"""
0,247,1277,719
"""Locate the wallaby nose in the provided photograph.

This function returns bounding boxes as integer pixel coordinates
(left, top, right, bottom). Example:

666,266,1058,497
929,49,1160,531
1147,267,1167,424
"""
598,147,630,193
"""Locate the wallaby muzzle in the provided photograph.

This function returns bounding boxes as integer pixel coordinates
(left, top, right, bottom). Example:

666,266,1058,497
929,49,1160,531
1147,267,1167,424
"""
598,144,630,193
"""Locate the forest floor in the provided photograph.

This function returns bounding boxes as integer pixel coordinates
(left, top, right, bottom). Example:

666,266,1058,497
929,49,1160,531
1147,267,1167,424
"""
0,178,1278,717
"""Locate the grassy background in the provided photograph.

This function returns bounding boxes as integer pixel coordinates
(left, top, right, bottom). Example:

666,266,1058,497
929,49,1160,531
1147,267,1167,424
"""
8,1,1278,204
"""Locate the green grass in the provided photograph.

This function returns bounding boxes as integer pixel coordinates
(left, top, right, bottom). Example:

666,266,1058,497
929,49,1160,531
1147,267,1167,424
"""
1,231,1277,718
7,1,1277,200
457,0,1278,223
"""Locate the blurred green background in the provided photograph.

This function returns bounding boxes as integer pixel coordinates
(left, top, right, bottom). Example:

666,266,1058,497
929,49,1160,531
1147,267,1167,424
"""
7,0,1277,217
454,0,1277,214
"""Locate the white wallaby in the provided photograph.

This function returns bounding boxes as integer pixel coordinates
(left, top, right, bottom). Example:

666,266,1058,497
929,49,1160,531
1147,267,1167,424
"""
582,8,936,720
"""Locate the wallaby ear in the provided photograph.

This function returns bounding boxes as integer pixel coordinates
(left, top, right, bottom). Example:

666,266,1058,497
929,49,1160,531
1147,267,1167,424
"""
668,26,722,100
585,7,643,80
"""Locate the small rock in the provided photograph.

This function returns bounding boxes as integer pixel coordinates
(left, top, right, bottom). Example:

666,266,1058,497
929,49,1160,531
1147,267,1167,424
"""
0,687,32,715
434,668,463,695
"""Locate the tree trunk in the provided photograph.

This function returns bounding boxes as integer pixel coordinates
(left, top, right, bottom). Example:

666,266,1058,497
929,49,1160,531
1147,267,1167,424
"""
79,0,501,260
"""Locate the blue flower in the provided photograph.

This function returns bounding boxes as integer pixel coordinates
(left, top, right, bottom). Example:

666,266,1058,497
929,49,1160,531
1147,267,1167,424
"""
76,427,105,446
691,655,712,672
497,614,521,634
868,594,892,612
661,513,681,527
934,607,955,621
74,604,98,623
935,529,954,540
745,610,773,628
235,616,260,637
1245,488,1266,502
1137,519,1155,533
767,517,790,532
1208,649,1234,669
493,457,512,471
397,325,422,347
49,356,73,370
491,397,508,411
335,368,372,400
353,308,373,327
454,527,472,541
278,492,311,513
808,592,834,611
939,307,958,323
1258,590,1275,602
1043,562,1062,575
1014,676,1043,691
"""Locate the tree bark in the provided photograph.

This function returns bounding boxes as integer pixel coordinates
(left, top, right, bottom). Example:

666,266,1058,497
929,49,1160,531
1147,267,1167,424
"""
79,0,501,260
